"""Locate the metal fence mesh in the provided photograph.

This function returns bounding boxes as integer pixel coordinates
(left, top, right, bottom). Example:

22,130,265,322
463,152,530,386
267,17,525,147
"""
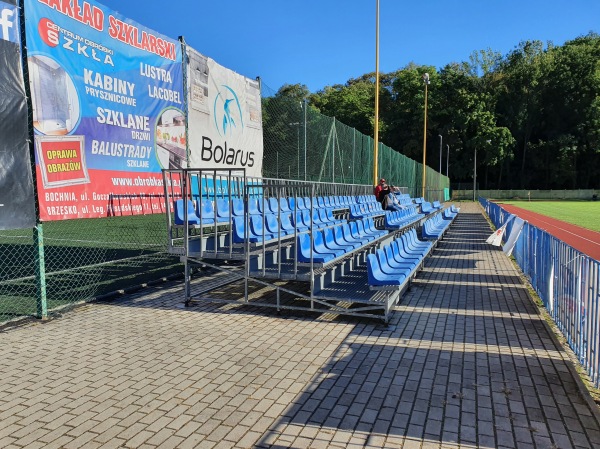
0,216,181,323
481,198,600,388
260,83,450,199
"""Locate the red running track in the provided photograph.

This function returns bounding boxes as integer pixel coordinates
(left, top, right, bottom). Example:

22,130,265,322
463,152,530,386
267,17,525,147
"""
499,204,600,262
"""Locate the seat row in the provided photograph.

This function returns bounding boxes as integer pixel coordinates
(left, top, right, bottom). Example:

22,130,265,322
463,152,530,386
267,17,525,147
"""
174,195,361,226
421,207,455,239
173,199,232,226
230,208,347,244
367,229,433,287
349,202,385,219
394,193,414,206
356,194,379,204
297,218,388,264
384,207,424,229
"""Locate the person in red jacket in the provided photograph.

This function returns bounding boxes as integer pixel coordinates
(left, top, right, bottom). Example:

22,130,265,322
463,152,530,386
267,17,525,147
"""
374,178,391,203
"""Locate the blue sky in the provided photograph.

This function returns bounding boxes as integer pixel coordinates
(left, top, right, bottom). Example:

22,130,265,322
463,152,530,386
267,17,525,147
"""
99,0,600,94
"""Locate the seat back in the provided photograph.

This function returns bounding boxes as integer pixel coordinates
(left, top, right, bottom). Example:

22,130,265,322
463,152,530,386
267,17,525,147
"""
264,214,281,235
269,197,280,214
232,198,245,217
232,216,246,243
318,208,330,224
250,215,270,238
200,200,215,220
174,199,200,225
301,209,313,227
216,198,230,220
287,197,295,211
248,198,261,215
257,198,271,215
366,253,383,284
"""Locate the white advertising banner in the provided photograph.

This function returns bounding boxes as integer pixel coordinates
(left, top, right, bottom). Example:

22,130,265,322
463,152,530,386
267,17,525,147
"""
187,47,263,178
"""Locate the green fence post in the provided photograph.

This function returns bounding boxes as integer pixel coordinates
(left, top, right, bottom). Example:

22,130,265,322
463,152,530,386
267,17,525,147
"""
34,224,48,319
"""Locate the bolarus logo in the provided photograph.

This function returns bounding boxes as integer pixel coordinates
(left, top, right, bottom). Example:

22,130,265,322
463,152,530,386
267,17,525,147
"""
201,84,255,167
213,85,244,137
0,3,18,44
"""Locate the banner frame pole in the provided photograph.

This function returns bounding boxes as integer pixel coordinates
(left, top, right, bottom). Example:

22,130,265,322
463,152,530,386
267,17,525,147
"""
19,0,47,318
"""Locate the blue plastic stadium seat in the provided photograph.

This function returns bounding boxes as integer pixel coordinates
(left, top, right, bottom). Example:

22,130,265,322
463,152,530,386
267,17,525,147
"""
250,215,276,240
323,227,353,253
174,199,202,225
265,214,290,237
421,202,434,214
375,248,409,277
367,254,405,286
269,197,280,214
384,244,416,271
391,239,420,266
405,229,432,253
248,198,261,215
341,223,369,246
350,221,374,242
232,217,274,244
312,209,326,227
297,234,334,264
333,225,361,250
286,197,295,212
314,230,345,258
215,199,231,223
198,200,217,222
231,198,245,217
282,213,306,233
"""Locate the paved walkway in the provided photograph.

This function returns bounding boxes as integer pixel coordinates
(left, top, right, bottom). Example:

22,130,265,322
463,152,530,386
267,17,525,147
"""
1,203,599,449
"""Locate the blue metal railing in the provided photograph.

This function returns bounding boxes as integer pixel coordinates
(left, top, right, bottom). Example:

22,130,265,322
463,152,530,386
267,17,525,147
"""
480,198,600,388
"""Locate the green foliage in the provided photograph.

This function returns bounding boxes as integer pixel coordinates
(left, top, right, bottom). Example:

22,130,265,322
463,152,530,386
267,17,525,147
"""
301,33,600,190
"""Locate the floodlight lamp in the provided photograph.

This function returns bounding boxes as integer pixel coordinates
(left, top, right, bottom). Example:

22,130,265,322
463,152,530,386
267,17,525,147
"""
422,73,430,84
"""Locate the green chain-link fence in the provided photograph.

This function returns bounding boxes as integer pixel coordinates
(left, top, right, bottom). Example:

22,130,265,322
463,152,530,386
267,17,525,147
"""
260,84,450,199
0,217,182,323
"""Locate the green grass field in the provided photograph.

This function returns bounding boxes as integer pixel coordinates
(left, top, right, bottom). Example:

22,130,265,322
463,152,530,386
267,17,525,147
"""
497,200,600,232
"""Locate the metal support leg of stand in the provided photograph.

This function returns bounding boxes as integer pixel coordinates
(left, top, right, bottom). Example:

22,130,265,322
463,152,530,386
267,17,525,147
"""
184,259,191,306
276,288,280,312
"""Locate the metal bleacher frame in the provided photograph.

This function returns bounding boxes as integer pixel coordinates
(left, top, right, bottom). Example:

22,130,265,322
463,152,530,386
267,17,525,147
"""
162,168,436,323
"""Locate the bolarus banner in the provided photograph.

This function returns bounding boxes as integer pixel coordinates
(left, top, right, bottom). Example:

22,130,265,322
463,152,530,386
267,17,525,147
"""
0,0,36,229
186,46,263,179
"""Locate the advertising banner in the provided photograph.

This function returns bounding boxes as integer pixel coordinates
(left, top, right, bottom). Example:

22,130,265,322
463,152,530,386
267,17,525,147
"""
24,0,185,220
0,0,36,229
187,47,263,180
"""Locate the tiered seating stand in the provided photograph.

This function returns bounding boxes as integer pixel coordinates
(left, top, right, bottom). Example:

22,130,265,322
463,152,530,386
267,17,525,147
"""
162,168,457,323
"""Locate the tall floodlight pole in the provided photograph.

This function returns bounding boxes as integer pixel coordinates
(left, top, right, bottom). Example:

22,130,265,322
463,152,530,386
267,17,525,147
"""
438,135,442,173
303,99,307,181
421,73,430,198
446,144,450,177
473,148,477,202
373,0,380,187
